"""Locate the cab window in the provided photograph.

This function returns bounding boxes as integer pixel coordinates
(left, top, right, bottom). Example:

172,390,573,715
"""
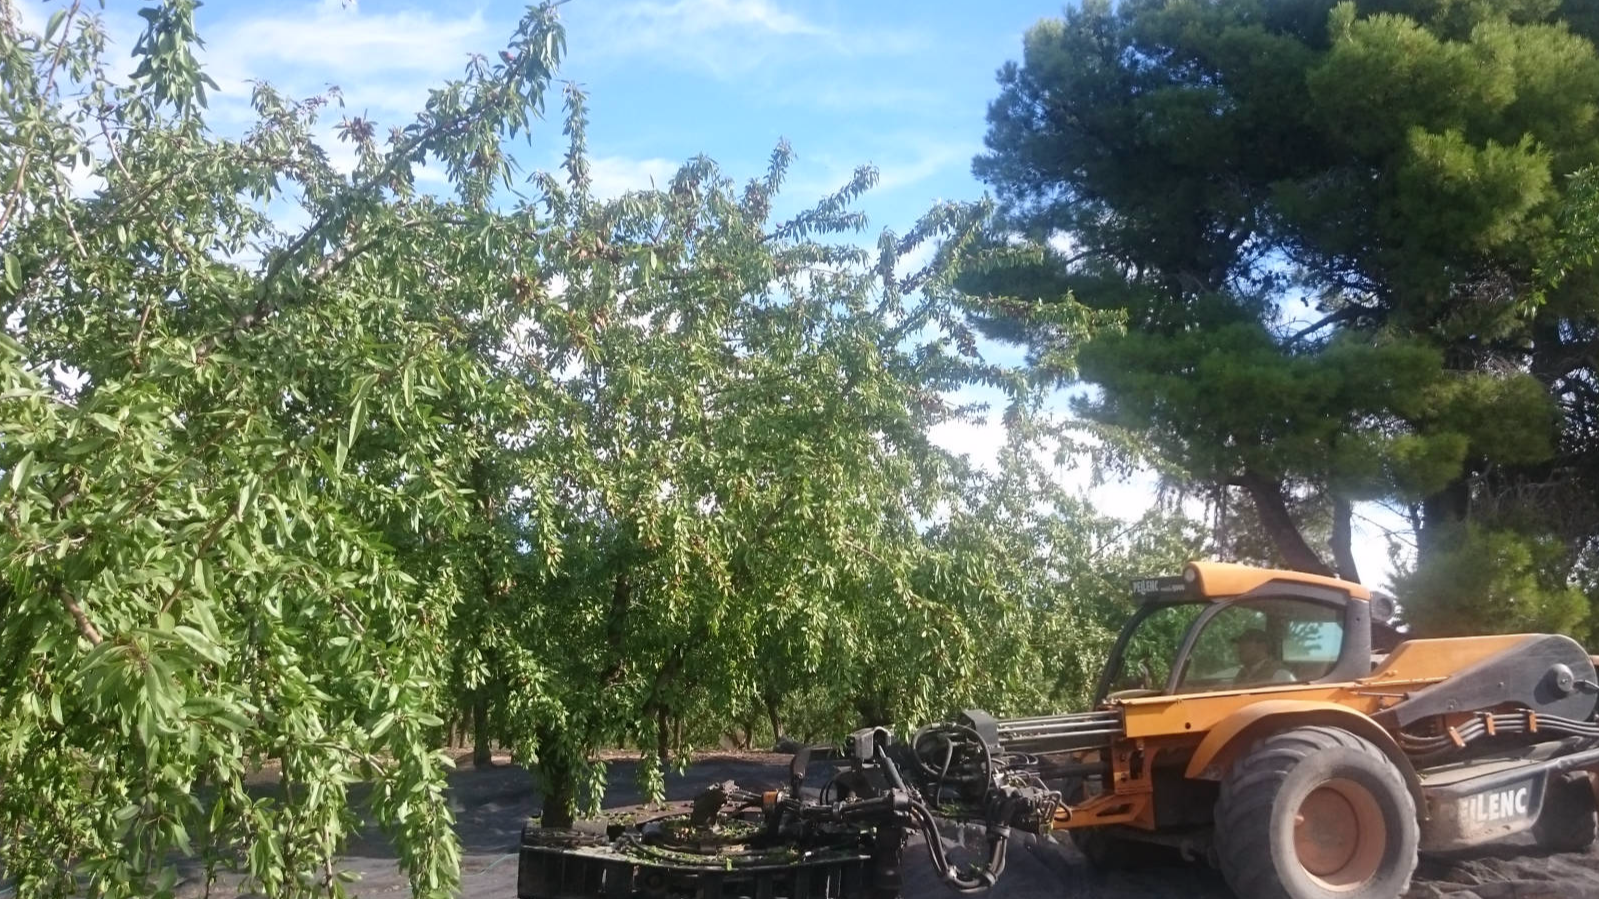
1175,597,1344,693
1107,602,1205,695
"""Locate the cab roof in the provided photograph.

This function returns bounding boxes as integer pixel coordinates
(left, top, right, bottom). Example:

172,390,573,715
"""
1184,561,1371,601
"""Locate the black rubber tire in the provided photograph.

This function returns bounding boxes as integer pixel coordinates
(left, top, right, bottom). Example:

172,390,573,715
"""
1533,771,1597,854
1213,726,1419,899
1075,827,1135,870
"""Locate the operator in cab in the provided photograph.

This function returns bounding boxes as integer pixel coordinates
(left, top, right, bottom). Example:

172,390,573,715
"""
1231,629,1294,685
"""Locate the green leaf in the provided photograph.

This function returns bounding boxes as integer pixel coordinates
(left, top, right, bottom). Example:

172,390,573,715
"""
370,712,397,740
348,396,364,448
3,253,18,290
189,598,222,644
9,450,33,492
352,372,379,402
192,557,210,597
173,625,228,665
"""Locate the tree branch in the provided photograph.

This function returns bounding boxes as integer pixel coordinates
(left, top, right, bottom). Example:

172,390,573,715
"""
1284,305,1364,345
1330,494,1360,584
1230,470,1336,577
59,586,103,646
197,38,546,356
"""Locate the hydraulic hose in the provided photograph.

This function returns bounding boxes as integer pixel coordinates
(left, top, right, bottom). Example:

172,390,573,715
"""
1401,712,1599,764
909,798,1011,893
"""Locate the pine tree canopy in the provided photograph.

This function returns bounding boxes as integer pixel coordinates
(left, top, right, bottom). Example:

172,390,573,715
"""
967,0,1599,627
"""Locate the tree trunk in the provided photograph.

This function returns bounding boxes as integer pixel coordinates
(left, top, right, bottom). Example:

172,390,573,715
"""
540,759,576,829
656,705,670,766
764,692,783,743
472,692,493,768
855,694,890,729
1330,495,1360,584
1419,478,1470,560
1234,470,1335,576
470,458,503,769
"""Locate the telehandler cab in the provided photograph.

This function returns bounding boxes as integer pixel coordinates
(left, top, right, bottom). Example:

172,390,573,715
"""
518,561,1599,899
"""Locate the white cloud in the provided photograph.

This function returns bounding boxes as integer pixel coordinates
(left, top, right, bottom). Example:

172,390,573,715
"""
587,155,681,200
412,161,449,185
575,0,921,78
783,140,975,211
894,237,937,275
769,82,944,113
11,0,44,32
62,160,105,198
198,2,491,122
928,414,1003,472
613,0,826,39
876,142,979,193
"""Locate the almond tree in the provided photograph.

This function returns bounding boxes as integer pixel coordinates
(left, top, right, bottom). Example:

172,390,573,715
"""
1,1,569,894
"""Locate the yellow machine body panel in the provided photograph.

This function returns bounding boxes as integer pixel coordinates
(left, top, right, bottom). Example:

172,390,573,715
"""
1183,560,1373,601
1120,684,1379,740
1116,633,1539,752
1181,699,1408,781
1367,634,1530,681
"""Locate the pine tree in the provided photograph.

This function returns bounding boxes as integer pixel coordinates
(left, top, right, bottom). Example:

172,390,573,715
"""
967,0,1599,633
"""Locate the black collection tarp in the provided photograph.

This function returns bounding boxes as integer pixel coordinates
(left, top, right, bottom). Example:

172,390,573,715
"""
176,753,1599,898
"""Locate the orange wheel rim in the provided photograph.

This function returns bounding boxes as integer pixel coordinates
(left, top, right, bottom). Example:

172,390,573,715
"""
1293,778,1386,891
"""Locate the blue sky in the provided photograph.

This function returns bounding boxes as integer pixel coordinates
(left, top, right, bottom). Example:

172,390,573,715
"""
53,0,1413,587
176,0,1040,232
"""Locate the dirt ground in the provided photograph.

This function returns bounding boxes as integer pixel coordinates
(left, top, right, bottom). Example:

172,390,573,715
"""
181,752,1599,899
